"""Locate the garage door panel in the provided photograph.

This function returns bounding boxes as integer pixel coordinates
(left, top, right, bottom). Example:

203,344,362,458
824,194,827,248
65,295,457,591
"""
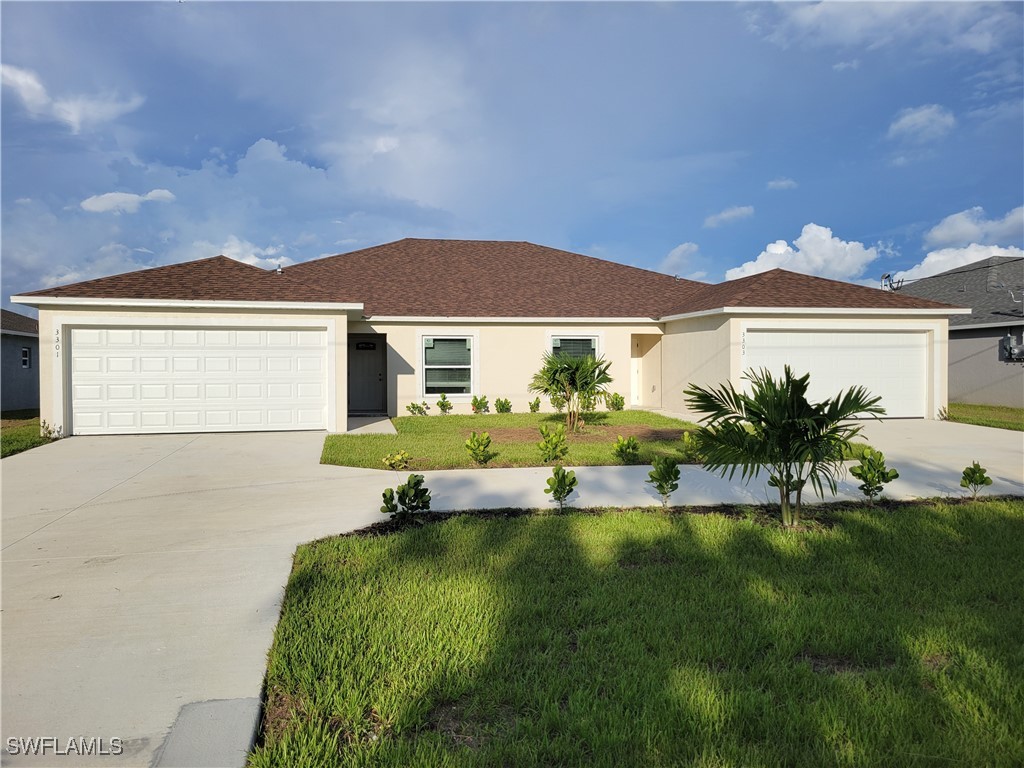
744,330,927,418
69,327,328,435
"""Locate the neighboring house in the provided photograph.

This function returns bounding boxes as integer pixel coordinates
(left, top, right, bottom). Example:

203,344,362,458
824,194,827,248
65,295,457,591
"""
11,239,964,436
1,308,40,412
898,256,1024,408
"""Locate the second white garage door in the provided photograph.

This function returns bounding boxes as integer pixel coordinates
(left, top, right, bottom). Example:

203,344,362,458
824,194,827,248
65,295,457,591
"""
70,327,328,435
743,329,928,418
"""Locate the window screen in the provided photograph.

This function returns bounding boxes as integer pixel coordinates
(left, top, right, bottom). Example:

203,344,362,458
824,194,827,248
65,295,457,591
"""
551,337,596,359
424,337,473,394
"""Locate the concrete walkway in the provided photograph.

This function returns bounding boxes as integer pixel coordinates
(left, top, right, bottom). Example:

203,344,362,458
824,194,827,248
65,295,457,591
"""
1,421,1021,766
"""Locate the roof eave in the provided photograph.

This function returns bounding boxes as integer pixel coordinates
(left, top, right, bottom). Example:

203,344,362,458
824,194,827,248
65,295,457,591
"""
11,296,364,313
658,306,973,322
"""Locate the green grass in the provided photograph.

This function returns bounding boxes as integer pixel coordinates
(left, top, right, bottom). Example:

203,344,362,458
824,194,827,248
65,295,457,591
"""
0,412,52,458
252,500,1024,767
323,411,701,469
322,411,870,470
946,402,1024,432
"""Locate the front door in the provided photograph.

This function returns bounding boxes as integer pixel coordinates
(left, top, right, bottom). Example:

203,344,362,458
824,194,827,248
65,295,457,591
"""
348,334,387,414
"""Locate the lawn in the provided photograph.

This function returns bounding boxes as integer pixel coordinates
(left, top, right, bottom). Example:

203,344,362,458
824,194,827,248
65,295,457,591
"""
0,411,53,458
251,499,1024,767
322,411,702,470
946,402,1024,432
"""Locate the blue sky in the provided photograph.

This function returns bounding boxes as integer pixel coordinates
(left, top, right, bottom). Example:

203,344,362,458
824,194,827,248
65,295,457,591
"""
2,1,1022,311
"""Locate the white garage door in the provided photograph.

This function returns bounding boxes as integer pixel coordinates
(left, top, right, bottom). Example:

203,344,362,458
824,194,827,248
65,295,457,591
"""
743,330,928,418
70,327,328,435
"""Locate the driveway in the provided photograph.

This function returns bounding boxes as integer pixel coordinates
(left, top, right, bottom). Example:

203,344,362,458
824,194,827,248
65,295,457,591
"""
2,421,1021,766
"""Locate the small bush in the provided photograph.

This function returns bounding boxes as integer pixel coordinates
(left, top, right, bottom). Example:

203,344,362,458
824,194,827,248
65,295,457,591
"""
465,431,496,465
678,431,703,463
578,391,598,414
550,393,566,413
545,465,577,512
849,448,899,505
528,397,541,413
436,393,454,415
39,420,63,440
381,474,432,523
471,395,490,414
606,392,625,411
406,401,430,416
538,424,569,463
647,457,680,511
382,450,411,471
613,435,640,464
495,397,512,414
960,461,993,500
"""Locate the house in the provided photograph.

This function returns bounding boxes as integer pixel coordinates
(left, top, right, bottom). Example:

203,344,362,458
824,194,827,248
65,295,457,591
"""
11,239,965,436
1,308,40,413
898,255,1024,408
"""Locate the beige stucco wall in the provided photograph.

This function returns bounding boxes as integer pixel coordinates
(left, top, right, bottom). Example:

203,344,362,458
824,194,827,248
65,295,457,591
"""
660,315,734,416
35,306,349,434
350,320,662,416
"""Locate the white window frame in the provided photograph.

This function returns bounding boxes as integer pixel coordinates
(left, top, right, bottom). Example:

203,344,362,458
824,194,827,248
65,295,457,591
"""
547,333,602,359
21,347,32,369
419,332,479,399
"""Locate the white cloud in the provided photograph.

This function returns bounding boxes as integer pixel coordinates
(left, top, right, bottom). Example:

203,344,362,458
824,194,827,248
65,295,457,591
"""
887,105,956,144
766,177,797,191
833,60,860,72
727,223,880,281
923,206,1024,249
1,64,143,133
895,244,1024,283
80,188,176,214
659,242,700,275
190,235,294,270
704,205,754,229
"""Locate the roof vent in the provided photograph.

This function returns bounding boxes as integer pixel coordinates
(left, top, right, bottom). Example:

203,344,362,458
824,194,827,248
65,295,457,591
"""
275,265,283,275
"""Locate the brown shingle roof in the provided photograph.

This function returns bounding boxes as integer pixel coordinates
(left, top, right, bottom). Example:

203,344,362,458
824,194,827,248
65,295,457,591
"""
1,308,39,335
662,268,959,316
17,256,340,303
284,239,705,317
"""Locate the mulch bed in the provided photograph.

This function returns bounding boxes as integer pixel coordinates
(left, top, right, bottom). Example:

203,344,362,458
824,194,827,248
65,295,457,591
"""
467,425,687,443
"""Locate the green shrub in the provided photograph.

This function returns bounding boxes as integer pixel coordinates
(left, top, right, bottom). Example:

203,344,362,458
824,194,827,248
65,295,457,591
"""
961,461,993,500
606,392,626,411
849,448,899,505
382,450,411,471
550,393,566,413
465,431,496,465
678,431,703,463
436,393,454,415
538,424,569,463
406,401,429,416
381,474,432,523
528,397,541,413
613,435,640,464
544,465,577,512
495,398,512,413
579,391,598,414
647,457,680,511
471,395,490,414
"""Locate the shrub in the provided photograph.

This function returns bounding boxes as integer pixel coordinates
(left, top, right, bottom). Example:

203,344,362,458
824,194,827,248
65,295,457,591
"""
960,461,993,500
436,393,454,415
606,392,626,411
465,431,496,465
529,352,612,431
39,420,63,440
381,474,432,523
647,457,680,511
495,397,512,413
678,431,703,464
545,465,577,512
550,393,566,413
538,424,569,463
471,395,490,414
613,435,640,464
528,397,541,413
406,401,429,416
578,391,598,414
849,448,899,505
382,450,411,471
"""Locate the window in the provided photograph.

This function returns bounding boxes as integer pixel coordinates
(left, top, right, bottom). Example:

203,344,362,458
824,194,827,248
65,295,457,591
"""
551,336,597,359
423,337,473,395
21,347,31,369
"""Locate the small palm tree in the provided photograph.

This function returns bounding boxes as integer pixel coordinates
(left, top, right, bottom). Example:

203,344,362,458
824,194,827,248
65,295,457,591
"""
529,352,613,432
684,366,884,527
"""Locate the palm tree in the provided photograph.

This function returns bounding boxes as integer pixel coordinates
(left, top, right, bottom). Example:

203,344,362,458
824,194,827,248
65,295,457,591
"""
684,366,884,527
529,352,613,432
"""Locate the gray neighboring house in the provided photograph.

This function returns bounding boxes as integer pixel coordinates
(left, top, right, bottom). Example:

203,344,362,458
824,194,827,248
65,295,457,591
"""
1,308,40,412
899,256,1024,408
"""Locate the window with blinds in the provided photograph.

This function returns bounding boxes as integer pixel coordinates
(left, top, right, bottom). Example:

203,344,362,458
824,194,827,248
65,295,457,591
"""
423,337,473,394
551,337,597,359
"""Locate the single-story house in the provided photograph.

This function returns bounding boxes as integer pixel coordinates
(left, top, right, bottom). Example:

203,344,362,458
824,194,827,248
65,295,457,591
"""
1,308,40,413
898,255,1024,408
11,239,965,436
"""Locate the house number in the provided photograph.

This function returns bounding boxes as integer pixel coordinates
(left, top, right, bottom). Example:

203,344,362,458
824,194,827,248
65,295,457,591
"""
741,331,745,356
54,328,61,358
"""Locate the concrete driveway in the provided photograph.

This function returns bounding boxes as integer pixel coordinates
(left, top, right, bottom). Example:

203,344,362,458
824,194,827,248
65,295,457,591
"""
2,420,1021,766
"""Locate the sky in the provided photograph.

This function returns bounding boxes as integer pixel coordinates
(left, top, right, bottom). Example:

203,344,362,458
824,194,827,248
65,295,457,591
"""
2,1,1022,313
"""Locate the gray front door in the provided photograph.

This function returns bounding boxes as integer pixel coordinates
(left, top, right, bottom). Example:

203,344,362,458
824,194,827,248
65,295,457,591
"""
348,334,387,414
